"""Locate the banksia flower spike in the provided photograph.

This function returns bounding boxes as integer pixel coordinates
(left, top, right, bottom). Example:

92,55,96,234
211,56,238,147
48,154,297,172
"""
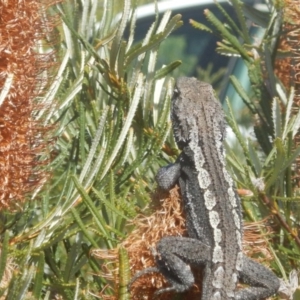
0,0,58,210
275,0,300,188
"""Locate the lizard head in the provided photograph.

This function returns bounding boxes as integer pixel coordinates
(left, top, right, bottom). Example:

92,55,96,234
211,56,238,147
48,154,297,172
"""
171,77,226,150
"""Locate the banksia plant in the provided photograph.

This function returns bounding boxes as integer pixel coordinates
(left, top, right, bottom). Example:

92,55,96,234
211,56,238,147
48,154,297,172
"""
0,0,184,298
2,0,300,298
0,0,58,210
62,0,300,298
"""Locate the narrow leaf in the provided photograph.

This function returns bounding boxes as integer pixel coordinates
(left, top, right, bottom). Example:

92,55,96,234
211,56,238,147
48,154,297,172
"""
272,97,282,138
79,106,109,183
33,253,45,299
229,75,256,113
225,98,252,169
189,19,212,33
248,140,261,175
92,187,129,221
72,176,113,248
118,247,130,300
63,241,80,282
0,232,9,284
264,45,277,98
265,138,286,190
230,0,251,43
110,0,131,71
204,9,250,61
154,61,181,80
100,73,144,180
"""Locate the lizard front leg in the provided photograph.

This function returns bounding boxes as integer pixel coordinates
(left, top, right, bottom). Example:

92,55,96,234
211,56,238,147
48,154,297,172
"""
152,236,211,297
128,162,185,292
156,161,181,190
128,236,211,297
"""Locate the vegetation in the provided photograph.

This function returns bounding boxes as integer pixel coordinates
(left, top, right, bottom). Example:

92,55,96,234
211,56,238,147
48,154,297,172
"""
0,0,299,299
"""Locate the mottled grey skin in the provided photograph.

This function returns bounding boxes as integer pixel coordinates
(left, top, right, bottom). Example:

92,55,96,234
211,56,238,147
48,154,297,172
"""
131,77,280,299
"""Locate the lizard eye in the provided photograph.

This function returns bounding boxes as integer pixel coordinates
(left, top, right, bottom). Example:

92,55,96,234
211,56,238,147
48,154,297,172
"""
173,87,179,95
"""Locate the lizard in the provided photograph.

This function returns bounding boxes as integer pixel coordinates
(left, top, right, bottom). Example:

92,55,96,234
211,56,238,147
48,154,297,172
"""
130,77,280,299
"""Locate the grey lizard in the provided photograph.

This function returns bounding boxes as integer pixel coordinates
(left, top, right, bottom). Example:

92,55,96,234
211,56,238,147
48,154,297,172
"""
131,77,280,300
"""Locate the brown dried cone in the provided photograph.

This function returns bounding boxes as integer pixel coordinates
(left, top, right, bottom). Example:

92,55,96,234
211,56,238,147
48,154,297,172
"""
0,0,59,210
93,186,276,300
274,0,300,189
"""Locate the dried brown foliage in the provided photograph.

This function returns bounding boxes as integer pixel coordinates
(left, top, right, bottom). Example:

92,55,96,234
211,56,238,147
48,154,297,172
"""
93,187,276,300
0,0,59,210
274,0,300,189
274,0,300,90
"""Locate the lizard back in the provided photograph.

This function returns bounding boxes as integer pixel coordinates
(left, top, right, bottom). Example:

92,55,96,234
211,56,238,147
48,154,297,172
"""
172,77,243,299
